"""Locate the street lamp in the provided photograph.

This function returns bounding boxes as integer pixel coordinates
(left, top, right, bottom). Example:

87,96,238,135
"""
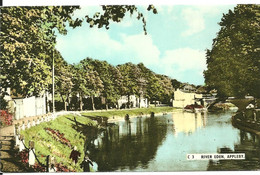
52,49,55,113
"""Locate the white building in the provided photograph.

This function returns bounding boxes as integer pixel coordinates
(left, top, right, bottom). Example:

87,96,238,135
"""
118,95,148,108
172,89,203,108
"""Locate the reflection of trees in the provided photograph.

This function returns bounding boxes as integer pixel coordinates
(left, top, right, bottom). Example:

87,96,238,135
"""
207,130,260,170
89,117,168,171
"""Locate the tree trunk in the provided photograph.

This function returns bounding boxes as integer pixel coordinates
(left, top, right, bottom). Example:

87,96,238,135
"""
79,95,83,111
66,94,70,110
139,96,141,108
127,94,130,108
105,98,108,110
91,95,95,111
61,95,67,111
117,101,120,109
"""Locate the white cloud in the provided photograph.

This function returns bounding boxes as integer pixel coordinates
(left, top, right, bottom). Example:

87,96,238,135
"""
56,25,160,66
162,48,206,71
181,8,205,37
181,6,227,37
56,25,122,62
157,48,206,84
120,34,160,65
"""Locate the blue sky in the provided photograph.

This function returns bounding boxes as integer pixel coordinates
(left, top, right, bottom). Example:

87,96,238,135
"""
55,5,236,85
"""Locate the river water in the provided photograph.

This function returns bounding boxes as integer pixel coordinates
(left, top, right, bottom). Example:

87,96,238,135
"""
88,110,260,171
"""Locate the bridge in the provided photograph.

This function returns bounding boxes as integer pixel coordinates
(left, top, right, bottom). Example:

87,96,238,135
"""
227,98,257,111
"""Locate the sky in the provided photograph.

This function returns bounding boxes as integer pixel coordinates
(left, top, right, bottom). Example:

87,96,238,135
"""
55,5,236,86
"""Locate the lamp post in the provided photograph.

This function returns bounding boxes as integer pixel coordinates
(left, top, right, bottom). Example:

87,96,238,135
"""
52,50,55,113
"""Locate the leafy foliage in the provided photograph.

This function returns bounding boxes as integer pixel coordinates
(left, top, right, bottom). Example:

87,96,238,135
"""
0,6,80,97
204,5,260,98
85,5,158,34
0,5,157,98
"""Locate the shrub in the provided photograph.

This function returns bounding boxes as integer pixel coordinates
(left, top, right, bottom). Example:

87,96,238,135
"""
0,110,13,126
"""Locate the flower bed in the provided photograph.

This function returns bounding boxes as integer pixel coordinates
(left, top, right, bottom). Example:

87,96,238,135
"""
0,110,13,126
45,128,71,148
32,163,46,172
19,149,29,164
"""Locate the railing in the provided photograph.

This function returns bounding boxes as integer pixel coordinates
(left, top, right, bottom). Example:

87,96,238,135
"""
14,111,82,172
15,113,58,172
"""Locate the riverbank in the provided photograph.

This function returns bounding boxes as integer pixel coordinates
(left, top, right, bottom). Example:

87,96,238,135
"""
7,107,178,172
81,106,180,121
232,109,260,136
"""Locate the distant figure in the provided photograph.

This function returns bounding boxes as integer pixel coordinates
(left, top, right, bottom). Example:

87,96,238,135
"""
80,155,93,172
49,164,57,172
125,114,130,120
19,135,25,151
70,146,81,164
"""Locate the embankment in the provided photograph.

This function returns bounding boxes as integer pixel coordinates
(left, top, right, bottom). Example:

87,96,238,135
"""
20,107,178,172
232,109,260,136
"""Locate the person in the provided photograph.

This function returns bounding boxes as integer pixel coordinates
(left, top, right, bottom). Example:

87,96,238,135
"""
69,146,81,164
80,155,93,172
28,146,35,167
19,135,25,152
49,164,57,172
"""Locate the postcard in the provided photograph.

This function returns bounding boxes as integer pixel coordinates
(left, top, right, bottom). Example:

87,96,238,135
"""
0,1,259,174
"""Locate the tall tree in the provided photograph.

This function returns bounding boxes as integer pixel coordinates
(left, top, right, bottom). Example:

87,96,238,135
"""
86,58,120,110
117,63,140,108
54,53,74,111
72,64,89,111
0,6,81,97
204,5,260,98
0,5,157,97
79,59,104,110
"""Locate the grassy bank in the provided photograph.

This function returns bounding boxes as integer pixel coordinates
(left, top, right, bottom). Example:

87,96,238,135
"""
20,107,177,172
81,106,178,118
20,114,96,172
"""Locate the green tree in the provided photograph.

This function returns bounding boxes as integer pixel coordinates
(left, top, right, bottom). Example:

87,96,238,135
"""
0,6,81,97
156,74,174,104
85,58,121,110
117,63,140,108
0,5,157,98
54,52,74,111
171,79,181,90
78,59,104,111
204,5,260,98
72,63,89,111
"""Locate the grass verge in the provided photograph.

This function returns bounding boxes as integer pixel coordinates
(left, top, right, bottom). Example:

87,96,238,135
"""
81,106,178,118
20,114,96,172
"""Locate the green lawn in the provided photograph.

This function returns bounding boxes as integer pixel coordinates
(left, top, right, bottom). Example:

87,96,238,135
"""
81,106,178,118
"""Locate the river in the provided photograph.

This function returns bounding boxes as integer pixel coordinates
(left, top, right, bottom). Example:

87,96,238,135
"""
87,110,260,171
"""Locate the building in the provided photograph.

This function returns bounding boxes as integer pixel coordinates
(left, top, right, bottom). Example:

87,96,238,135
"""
118,95,148,108
172,89,203,108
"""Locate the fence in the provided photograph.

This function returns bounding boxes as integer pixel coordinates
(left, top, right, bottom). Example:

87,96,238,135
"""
13,111,82,172
14,113,56,172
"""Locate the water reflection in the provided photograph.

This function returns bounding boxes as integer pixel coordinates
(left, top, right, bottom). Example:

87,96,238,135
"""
86,111,260,171
88,116,168,171
172,112,207,136
207,130,260,170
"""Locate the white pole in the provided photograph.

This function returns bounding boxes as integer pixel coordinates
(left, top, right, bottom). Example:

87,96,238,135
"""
52,50,55,113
